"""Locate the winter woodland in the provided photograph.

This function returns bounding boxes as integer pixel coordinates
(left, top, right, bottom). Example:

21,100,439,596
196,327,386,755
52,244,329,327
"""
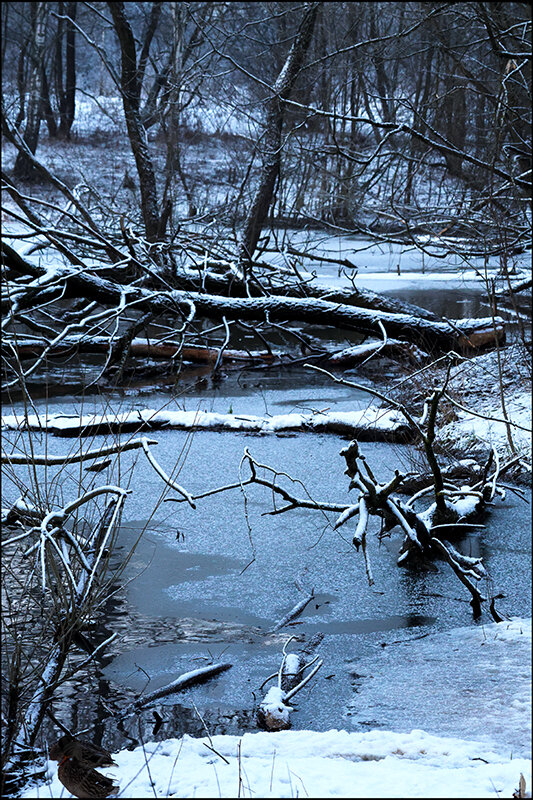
1,2,531,798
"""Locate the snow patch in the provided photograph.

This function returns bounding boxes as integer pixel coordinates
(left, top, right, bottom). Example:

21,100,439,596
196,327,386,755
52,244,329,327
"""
22,728,530,799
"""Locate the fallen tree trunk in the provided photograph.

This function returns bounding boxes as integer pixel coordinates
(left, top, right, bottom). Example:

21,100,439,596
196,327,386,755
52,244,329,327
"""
161,293,503,352
496,277,532,295
2,336,280,365
168,263,442,321
131,663,232,709
4,336,429,371
325,340,428,367
1,407,416,442
2,243,505,353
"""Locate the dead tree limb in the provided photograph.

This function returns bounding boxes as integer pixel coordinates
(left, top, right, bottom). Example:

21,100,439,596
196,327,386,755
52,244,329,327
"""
131,663,233,709
1,437,156,466
270,590,315,632
257,639,323,731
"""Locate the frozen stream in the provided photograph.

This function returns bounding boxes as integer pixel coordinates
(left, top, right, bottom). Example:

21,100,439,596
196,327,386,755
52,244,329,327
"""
3,370,531,758
2,234,531,765
264,230,531,310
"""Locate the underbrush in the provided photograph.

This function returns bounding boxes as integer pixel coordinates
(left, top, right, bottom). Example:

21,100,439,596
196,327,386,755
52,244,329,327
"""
1,389,191,792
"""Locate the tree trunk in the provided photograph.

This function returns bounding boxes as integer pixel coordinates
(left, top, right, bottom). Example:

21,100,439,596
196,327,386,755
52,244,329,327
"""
160,2,196,228
239,3,320,268
108,1,161,242
54,1,64,115
58,1,76,139
369,6,395,125
40,64,57,137
13,2,47,179
161,262,442,321
15,40,28,128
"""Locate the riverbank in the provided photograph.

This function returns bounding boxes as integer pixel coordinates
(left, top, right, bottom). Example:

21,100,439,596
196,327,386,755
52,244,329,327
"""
436,343,531,482
20,618,531,799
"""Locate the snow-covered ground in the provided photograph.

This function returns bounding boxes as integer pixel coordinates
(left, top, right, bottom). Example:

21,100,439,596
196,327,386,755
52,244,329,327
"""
439,388,531,464
437,344,532,468
21,619,531,799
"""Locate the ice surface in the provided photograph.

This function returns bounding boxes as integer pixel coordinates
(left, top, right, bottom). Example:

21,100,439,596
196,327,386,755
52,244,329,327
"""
345,618,531,757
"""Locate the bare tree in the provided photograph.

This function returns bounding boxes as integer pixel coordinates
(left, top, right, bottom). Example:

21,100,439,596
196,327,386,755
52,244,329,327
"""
55,1,77,139
13,2,48,179
107,1,163,241
239,2,321,269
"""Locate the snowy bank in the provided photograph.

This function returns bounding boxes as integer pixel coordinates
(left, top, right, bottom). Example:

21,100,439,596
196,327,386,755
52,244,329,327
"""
21,729,530,799
438,389,531,463
436,344,531,470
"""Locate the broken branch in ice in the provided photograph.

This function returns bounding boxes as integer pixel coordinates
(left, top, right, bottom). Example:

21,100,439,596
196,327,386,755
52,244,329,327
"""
1,436,157,466
257,638,323,731
131,663,233,709
270,589,315,632
140,436,196,508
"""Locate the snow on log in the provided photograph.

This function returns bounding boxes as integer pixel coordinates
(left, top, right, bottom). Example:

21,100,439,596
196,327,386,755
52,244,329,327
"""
257,641,324,731
326,340,428,367
1,437,156,465
1,243,506,352
280,653,305,694
496,277,532,295
170,263,443,321
257,687,293,731
132,663,232,709
1,407,416,442
158,294,505,353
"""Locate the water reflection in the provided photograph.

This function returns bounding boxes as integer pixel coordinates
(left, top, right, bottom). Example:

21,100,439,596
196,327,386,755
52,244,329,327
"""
387,288,486,319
